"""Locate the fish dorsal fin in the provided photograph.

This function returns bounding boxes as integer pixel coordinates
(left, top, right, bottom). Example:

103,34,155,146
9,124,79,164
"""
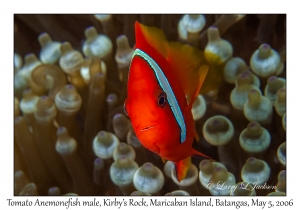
134,21,167,58
166,42,209,107
135,22,209,109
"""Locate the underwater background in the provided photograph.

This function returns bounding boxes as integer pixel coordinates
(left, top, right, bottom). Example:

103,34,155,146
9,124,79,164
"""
13,14,286,196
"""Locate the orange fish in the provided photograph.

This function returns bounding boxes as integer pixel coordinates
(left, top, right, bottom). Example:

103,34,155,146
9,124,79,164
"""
124,22,213,182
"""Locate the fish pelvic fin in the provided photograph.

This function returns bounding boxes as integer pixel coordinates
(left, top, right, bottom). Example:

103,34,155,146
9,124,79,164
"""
191,148,215,162
174,156,191,182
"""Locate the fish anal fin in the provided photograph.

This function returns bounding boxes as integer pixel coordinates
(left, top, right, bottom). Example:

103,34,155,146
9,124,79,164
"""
161,157,166,163
174,156,191,182
191,148,215,162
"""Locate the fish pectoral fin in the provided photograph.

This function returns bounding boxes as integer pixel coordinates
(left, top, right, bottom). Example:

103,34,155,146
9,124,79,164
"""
174,157,191,182
191,148,215,162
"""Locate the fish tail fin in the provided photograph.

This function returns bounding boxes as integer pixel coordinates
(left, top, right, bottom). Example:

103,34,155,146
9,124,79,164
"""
174,156,191,182
191,148,215,162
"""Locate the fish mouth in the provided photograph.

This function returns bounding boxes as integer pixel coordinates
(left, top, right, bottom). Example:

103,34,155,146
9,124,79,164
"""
139,125,158,133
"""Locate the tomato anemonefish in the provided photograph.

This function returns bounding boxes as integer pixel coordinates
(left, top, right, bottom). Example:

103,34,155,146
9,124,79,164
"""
124,22,213,182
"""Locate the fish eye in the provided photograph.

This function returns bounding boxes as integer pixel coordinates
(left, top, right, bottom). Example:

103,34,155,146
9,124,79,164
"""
157,92,167,108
